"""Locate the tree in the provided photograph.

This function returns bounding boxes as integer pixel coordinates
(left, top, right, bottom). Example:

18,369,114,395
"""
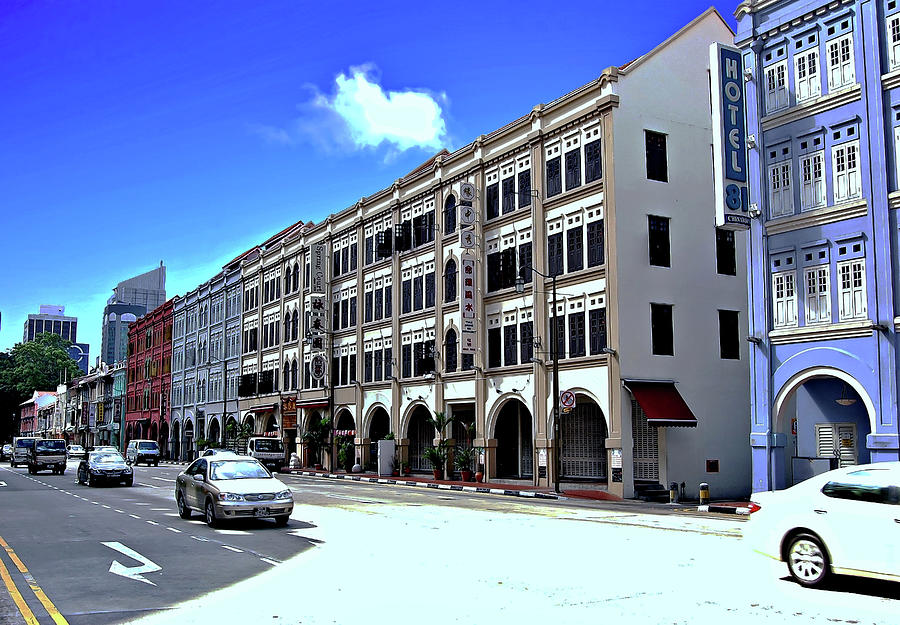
0,334,82,441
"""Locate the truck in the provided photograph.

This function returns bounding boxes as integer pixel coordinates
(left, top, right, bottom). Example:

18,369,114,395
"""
27,439,67,475
246,437,285,472
10,436,40,468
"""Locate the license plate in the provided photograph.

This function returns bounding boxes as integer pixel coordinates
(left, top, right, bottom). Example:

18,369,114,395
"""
254,508,270,517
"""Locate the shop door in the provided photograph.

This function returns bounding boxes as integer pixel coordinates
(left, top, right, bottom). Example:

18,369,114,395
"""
631,400,659,481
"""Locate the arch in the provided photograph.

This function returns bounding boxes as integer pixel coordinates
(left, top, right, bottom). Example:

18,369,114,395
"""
263,413,278,433
334,408,355,432
400,400,432,439
444,258,458,302
208,418,221,446
283,361,291,391
444,328,458,373
182,419,195,461
171,420,181,461
149,421,158,443
291,309,300,341
559,393,608,480
547,386,609,438
362,402,391,436
773,366,877,435
291,359,298,390
367,405,391,441
405,404,435,472
489,396,534,479
242,413,255,434
159,421,169,459
292,262,300,292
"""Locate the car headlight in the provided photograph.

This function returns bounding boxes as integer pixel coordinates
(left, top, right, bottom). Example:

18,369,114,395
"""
124,466,132,473
275,490,292,500
218,492,245,502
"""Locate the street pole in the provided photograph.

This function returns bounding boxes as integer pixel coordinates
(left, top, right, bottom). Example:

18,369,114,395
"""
552,274,560,494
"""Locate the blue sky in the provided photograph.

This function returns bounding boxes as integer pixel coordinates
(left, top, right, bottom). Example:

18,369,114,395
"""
0,0,737,359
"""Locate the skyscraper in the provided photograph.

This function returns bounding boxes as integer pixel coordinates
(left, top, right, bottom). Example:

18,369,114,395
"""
101,262,166,365
22,305,90,372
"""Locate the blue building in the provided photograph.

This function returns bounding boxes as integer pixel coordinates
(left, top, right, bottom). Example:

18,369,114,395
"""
736,0,900,491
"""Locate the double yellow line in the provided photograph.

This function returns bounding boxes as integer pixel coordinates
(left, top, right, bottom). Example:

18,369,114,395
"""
0,535,68,625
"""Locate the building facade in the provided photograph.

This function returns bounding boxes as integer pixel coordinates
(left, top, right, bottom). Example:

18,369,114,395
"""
233,9,749,498
101,263,167,366
23,305,78,343
736,0,900,491
125,299,174,453
170,265,242,460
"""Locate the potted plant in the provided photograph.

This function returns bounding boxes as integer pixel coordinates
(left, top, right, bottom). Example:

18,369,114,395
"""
426,411,455,478
401,461,411,476
454,445,475,482
336,437,355,473
473,447,485,483
301,416,331,470
423,443,448,480
390,454,400,477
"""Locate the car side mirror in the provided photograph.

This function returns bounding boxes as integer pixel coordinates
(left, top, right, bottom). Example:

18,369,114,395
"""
194,474,205,482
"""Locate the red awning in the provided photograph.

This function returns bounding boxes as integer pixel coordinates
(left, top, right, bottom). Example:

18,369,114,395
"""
296,399,329,409
625,381,698,428
246,404,278,415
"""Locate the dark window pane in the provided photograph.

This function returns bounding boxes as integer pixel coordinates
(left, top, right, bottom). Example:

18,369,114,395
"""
365,236,374,265
546,157,562,197
488,328,502,368
569,312,585,358
364,351,373,383
333,250,341,276
445,260,457,302
520,321,534,364
365,291,373,323
589,309,607,355
341,299,349,329
719,310,740,359
445,330,458,373
462,353,474,371
383,347,392,381
444,195,457,234
350,243,357,271
565,149,582,190
518,170,532,207
341,248,349,275
349,296,357,327
402,344,412,378
519,242,533,283
413,342,424,377
486,183,500,220
585,139,603,183
548,233,564,277
425,272,435,308
402,280,412,314
374,289,383,321
384,285,392,317
487,252,502,293
374,349,383,382
567,226,584,273
552,313,566,361
587,220,605,267
646,130,668,182
413,276,423,311
502,177,515,214
503,325,518,366
716,228,736,276
651,303,674,356
500,248,517,289
648,216,671,268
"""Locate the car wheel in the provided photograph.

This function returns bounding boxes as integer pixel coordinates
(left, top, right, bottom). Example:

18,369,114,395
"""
124,477,133,487
274,515,289,527
786,533,830,588
177,492,192,519
87,473,96,487
204,500,218,528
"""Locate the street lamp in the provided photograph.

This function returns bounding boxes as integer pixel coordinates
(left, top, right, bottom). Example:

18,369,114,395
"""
515,266,561,494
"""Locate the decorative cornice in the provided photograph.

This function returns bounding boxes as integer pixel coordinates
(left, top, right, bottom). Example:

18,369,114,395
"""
882,69,900,91
761,84,861,132
768,319,875,345
763,198,867,235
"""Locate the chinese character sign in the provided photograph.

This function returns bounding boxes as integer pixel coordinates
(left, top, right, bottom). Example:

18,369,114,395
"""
310,243,327,293
461,255,476,354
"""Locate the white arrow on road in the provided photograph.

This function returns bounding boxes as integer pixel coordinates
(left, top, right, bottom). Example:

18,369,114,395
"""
0,481,6,487
102,541,162,585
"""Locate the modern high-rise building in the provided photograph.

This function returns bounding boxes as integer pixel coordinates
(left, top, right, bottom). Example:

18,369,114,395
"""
101,263,167,365
22,305,90,372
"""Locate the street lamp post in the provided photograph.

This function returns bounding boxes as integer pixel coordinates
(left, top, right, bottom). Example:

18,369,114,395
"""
516,266,560,494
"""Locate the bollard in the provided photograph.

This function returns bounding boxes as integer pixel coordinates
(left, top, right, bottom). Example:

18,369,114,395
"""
669,481,678,503
699,482,710,505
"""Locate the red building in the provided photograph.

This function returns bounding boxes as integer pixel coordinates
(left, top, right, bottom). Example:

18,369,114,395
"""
125,298,174,455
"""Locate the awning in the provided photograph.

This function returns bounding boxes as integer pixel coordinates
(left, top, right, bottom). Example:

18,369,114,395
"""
624,380,698,428
246,403,278,415
296,398,329,410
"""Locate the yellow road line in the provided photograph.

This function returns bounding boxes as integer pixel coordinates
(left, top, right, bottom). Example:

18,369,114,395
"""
0,552,39,625
0,535,68,625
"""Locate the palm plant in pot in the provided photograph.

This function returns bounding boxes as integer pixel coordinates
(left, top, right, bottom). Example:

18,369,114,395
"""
426,411,454,478
454,445,475,482
423,443,448,480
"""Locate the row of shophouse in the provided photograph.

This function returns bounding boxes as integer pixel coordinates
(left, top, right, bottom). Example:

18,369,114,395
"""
19,1,900,497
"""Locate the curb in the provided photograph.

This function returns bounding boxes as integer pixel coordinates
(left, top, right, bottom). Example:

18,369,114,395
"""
285,470,562,500
696,504,752,515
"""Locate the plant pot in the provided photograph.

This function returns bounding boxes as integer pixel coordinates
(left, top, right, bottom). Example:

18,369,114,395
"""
475,471,484,483
392,470,400,477
460,470,473,482
432,469,444,480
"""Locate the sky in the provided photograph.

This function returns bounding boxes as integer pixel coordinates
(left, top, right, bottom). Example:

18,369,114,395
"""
0,0,739,360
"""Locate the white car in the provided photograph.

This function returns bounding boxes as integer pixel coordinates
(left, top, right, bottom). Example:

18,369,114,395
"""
747,462,900,587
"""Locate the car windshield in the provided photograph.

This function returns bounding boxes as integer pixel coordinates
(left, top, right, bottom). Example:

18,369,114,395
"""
92,453,124,463
15,440,35,449
70,446,84,451
210,460,270,480
138,442,158,450
35,441,65,452
254,439,284,453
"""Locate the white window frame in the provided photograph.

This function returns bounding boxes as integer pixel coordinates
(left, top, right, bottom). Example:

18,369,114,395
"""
889,14,900,71
794,48,821,103
799,150,826,210
804,265,831,324
837,258,866,321
827,33,856,90
772,270,798,328
765,60,789,114
768,160,794,218
831,140,861,203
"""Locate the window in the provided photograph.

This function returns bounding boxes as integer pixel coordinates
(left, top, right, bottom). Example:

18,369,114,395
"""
800,151,826,210
350,243,358,272
365,235,374,266
648,216,670,267
488,327,502,368
827,33,855,90
823,472,899,504
520,321,534,364
546,157,562,197
365,291,373,323
587,220,604,267
502,177,515,214
518,242,533,283
805,265,831,324
794,49,820,103
413,276,423,311
650,303,674,356
567,226,584,273
485,183,499,220
568,312,585,358
384,285,392,318
383,347,392,381
764,60,789,113
768,161,794,218
890,14,900,71
402,279,412,314
718,310,740,359
444,195,457,234
374,349,383,382
837,259,866,321
716,228,736,276
832,140,860,202
772,271,798,328
445,260,457,302
589,309,607,355
548,233,563,277
425,272,435,308
445,330,458,373
402,344,412,378
645,131,668,182
503,324,518,366
565,149,581,191
518,170,532,208
585,139,602,183
551,314,566,361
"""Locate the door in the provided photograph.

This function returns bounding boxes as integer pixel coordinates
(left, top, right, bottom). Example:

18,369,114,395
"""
815,423,857,467
185,460,207,508
631,400,658,481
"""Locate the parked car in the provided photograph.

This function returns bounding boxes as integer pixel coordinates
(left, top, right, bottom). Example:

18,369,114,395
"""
66,445,86,460
125,439,160,466
27,439,67,475
77,451,134,487
246,436,285,472
10,437,40,468
93,446,118,454
200,449,241,458
175,456,293,527
0,444,11,461
747,462,900,587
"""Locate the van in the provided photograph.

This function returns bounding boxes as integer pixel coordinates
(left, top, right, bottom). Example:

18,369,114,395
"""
246,437,285,472
27,439,67,475
126,439,160,466
11,437,40,468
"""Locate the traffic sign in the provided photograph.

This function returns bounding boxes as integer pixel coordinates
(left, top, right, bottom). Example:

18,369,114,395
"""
560,390,576,408
311,354,327,381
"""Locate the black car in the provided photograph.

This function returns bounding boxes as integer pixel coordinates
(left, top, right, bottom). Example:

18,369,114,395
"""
77,450,134,487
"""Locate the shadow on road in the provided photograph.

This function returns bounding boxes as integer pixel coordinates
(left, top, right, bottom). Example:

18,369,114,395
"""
780,575,900,599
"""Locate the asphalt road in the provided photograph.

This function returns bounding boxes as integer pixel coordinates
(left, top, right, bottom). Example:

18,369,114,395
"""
2,462,899,625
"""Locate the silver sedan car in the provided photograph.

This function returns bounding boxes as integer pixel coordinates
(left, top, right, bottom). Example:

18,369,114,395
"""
175,456,293,527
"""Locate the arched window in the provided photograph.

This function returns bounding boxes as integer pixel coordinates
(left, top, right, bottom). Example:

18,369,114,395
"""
291,359,298,389
292,263,300,292
445,259,458,302
444,194,457,234
284,362,291,390
292,310,299,341
284,269,292,294
284,316,291,342
445,329,458,373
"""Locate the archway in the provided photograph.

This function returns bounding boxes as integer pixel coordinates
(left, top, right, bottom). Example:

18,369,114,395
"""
171,420,180,461
406,405,434,472
560,395,608,482
243,414,256,435
208,419,221,448
493,398,533,479
183,420,194,461
773,371,872,487
334,409,356,471
159,422,169,460
367,406,391,470
263,414,278,434
149,421,158,444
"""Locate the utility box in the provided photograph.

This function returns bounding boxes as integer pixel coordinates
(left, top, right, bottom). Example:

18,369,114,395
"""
377,440,396,476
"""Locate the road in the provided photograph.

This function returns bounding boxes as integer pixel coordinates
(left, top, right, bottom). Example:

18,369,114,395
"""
0,461,898,624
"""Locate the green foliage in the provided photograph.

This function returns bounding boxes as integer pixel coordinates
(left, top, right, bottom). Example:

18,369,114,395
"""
301,415,332,465
336,437,355,472
383,431,395,440
453,445,475,471
423,442,448,470
426,411,454,443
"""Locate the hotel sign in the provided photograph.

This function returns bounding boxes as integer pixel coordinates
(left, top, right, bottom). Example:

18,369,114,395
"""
310,242,327,294
710,43,750,231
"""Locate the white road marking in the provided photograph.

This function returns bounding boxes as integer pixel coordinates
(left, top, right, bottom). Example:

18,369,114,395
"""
135,503,150,506
115,509,125,513
163,513,179,517
91,501,100,505
214,529,252,536
102,505,111,509
0,481,5,487
221,545,243,553
150,508,169,512
260,558,279,566
146,520,159,525
190,536,209,542
129,514,141,519
166,527,182,533
102,541,162,586
151,477,176,483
